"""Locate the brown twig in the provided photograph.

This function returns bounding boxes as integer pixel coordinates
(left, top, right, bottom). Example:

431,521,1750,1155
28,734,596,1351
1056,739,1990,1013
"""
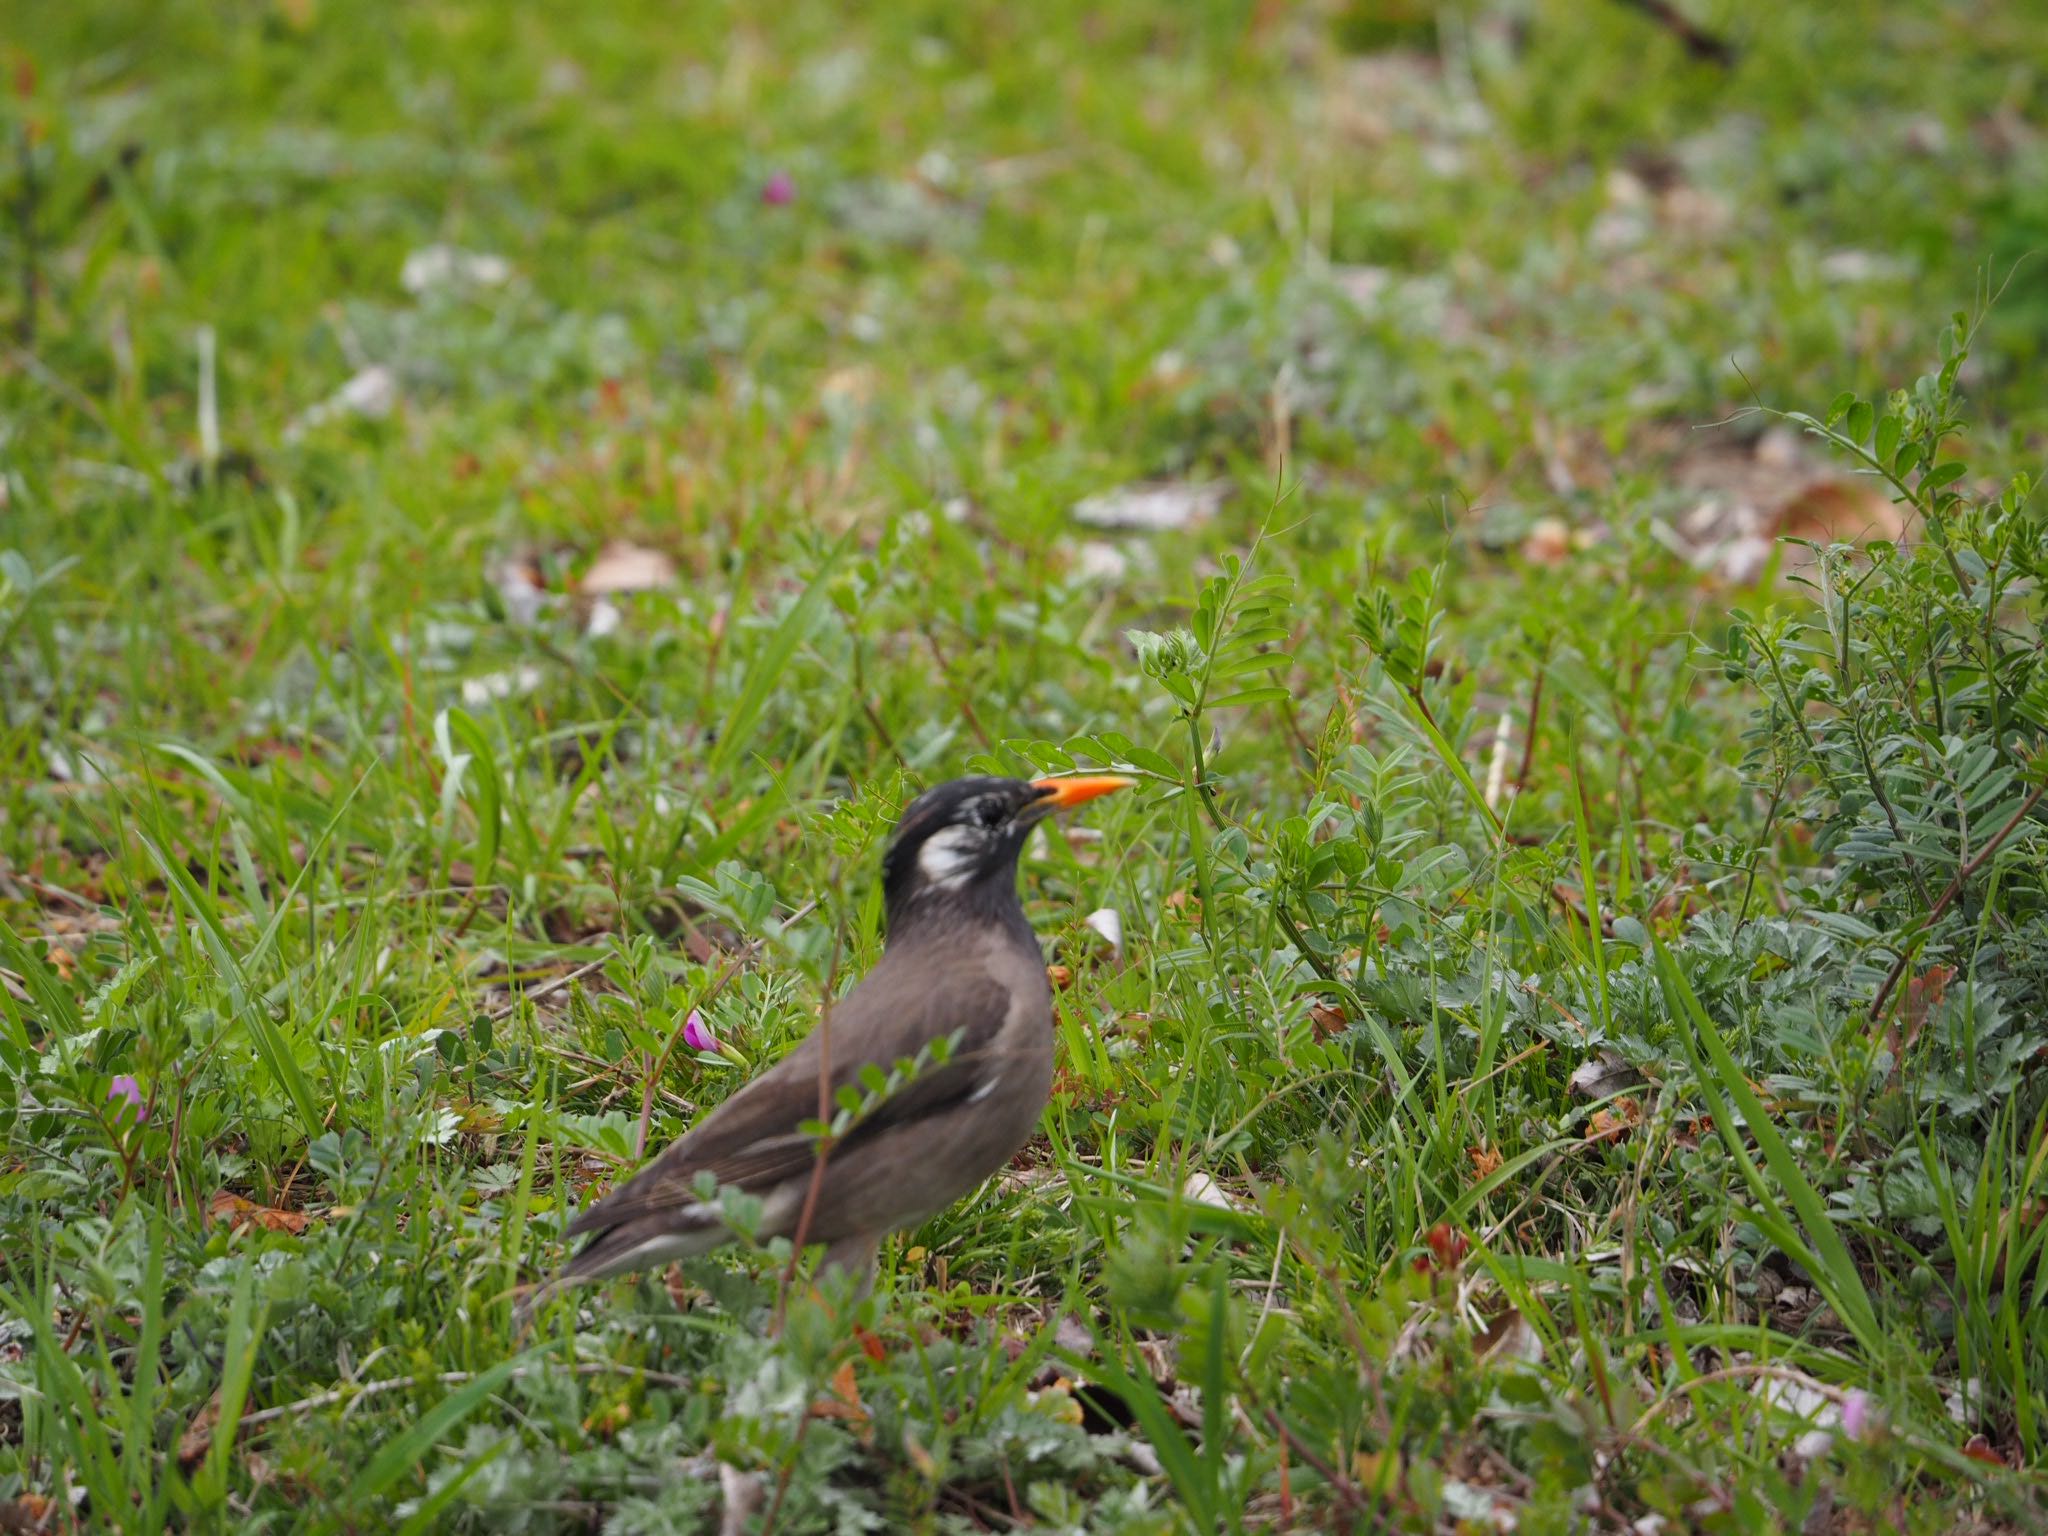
757,1414,814,1536
1610,0,1737,66
636,898,818,1159
484,956,610,1023
1869,778,2048,1022
775,878,847,1330
233,1359,692,1431
919,624,995,750
851,641,904,766
1514,661,1546,794
1254,1399,1378,1522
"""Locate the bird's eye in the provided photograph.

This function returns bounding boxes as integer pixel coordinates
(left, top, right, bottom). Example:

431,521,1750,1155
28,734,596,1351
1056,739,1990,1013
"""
971,799,1005,829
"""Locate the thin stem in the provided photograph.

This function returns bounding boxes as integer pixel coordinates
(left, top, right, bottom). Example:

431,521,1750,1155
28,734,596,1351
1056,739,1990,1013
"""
1734,780,1784,930
1514,658,1548,794
1848,714,1934,908
775,882,847,1329
1762,641,1845,798
236,1358,685,1431
1870,778,2048,1021
635,899,818,1159
1185,710,1226,831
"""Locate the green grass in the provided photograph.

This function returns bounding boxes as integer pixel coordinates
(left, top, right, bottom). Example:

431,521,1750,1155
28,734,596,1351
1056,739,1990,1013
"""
5,0,2048,1529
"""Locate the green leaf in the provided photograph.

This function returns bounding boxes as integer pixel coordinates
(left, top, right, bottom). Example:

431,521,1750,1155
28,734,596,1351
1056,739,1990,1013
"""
1052,1343,1217,1527
436,708,504,884
139,833,325,1140
338,1349,550,1513
1653,943,1883,1356
197,1260,266,1509
706,538,848,784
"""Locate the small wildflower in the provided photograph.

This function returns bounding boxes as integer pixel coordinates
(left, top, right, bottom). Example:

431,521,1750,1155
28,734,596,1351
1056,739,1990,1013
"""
1842,1389,1873,1442
682,1010,717,1053
762,171,795,206
108,1074,147,1125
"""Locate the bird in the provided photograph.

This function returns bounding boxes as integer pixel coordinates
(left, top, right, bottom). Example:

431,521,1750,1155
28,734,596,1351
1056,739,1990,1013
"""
537,773,1132,1308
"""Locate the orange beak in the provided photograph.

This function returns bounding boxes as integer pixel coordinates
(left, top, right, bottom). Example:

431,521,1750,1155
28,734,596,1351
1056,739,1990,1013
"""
1029,774,1135,810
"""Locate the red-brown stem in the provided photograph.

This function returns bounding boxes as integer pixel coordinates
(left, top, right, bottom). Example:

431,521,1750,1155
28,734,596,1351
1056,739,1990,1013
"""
1870,778,2048,1022
634,900,818,1159
774,887,847,1330
1514,663,1547,793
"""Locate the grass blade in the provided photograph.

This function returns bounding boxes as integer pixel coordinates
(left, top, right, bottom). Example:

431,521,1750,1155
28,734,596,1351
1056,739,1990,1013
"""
1654,941,1884,1355
337,1347,553,1514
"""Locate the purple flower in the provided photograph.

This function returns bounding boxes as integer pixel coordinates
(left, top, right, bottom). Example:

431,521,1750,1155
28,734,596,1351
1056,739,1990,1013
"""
1841,1389,1872,1442
682,1010,717,1053
108,1074,146,1124
761,171,795,207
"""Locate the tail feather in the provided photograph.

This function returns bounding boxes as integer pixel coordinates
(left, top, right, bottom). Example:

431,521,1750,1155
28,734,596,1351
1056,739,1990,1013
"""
518,1205,727,1325
562,1210,727,1285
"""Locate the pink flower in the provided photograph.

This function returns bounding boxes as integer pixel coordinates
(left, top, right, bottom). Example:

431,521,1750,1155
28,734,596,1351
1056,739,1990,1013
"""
1841,1389,1872,1442
108,1074,146,1124
761,171,795,207
682,1010,717,1053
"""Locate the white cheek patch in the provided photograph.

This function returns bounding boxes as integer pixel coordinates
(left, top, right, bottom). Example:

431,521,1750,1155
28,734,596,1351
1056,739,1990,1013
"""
917,824,983,887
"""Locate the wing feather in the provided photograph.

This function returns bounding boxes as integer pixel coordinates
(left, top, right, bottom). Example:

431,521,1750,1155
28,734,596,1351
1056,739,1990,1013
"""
564,959,1009,1240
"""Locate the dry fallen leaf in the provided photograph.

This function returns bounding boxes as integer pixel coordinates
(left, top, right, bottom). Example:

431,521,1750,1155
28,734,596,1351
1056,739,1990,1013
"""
1900,963,1955,1051
810,1359,868,1427
1046,963,1073,990
1568,1049,1644,1099
1963,1434,2005,1466
1671,425,1906,585
177,1392,222,1468
206,1191,313,1236
1473,1305,1545,1368
1308,1000,1349,1038
581,540,677,596
1072,480,1228,533
1469,1145,1504,1178
1587,1096,1643,1143
1521,515,1572,566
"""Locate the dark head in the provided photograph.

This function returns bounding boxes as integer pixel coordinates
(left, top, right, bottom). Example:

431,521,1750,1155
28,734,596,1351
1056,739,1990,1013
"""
879,774,1131,936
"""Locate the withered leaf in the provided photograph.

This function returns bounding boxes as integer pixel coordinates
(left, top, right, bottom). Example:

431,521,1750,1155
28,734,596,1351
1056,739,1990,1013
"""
206,1191,313,1236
